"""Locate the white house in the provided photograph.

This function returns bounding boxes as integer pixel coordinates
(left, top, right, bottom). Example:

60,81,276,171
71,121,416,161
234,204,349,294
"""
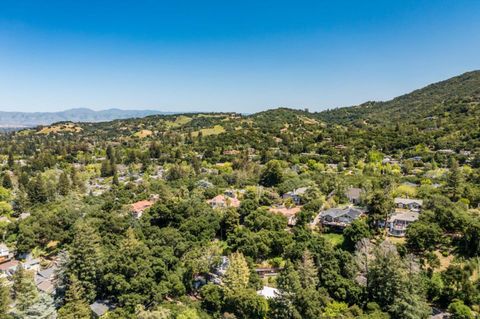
387,211,419,237
0,243,9,260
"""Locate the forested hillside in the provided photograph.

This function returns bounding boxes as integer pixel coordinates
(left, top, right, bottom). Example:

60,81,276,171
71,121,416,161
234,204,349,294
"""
0,72,478,318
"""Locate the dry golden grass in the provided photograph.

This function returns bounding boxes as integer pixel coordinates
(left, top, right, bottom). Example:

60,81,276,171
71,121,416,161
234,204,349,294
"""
37,123,82,134
192,125,225,137
134,129,153,138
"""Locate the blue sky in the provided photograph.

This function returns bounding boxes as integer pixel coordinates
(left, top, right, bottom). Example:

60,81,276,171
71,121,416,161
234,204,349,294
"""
0,0,479,113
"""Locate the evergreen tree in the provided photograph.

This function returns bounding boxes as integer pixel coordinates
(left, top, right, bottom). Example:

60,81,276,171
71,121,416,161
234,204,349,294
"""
0,277,10,317
70,167,80,190
112,170,119,186
2,172,13,189
367,191,394,230
54,251,71,306
27,174,48,203
7,150,14,169
12,293,57,319
223,252,250,298
296,250,318,289
106,145,115,163
12,187,28,216
58,171,71,196
57,275,91,319
12,264,39,312
100,160,112,177
448,158,464,200
69,221,102,302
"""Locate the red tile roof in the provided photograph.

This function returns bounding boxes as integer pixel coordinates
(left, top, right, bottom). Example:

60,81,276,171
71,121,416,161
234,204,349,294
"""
130,200,155,214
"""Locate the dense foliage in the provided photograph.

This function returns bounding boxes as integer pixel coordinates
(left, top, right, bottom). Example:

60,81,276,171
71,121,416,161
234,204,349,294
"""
0,71,479,318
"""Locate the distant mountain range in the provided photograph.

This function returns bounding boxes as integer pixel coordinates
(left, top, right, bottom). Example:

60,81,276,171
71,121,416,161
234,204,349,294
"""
0,108,168,127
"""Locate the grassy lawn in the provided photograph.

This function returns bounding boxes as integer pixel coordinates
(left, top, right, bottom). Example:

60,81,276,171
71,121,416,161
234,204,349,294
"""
321,233,345,247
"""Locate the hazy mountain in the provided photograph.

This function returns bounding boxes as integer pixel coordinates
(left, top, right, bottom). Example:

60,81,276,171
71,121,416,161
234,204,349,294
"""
0,108,168,127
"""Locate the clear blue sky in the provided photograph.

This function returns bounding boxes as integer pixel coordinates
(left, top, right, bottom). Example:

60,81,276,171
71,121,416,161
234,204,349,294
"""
1,1,479,113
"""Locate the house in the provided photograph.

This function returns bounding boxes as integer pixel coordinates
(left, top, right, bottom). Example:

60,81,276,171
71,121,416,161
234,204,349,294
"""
90,300,114,318
36,265,57,294
269,205,301,226
0,243,9,262
24,258,41,272
387,211,419,237
130,197,157,218
394,198,423,212
282,187,308,205
0,260,19,277
257,286,280,299
345,187,363,205
207,195,240,209
318,207,365,228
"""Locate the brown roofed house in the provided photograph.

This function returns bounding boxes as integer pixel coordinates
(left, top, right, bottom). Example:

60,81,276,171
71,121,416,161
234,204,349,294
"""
130,198,157,219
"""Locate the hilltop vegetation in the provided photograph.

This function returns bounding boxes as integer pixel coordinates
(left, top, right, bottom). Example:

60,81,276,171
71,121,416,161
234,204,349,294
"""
0,72,478,318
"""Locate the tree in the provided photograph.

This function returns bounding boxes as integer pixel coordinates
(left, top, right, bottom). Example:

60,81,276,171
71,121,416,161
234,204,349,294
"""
322,301,349,318
448,300,474,319
2,172,13,189
54,250,71,306
368,242,404,308
448,158,464,200
229,289,269,319
57,275,91,319
367,242,430,318
11,292,56,319
69,221,102,302
271,262,302,319
0,277,10,317
100,160,113,177
223,252,250,297
103,228,155,309
367,191,393,230
389,289,430,319
200,283,224,314
406,221,443,252
70,166,81,190
27,174,49,203
136,305,171,319
343,219,371,251
112,170,119,186
259,160,284,187
58,171,71,196
12,264,39,312
7,150,14,169
176,308,200,319
296,250,318,289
